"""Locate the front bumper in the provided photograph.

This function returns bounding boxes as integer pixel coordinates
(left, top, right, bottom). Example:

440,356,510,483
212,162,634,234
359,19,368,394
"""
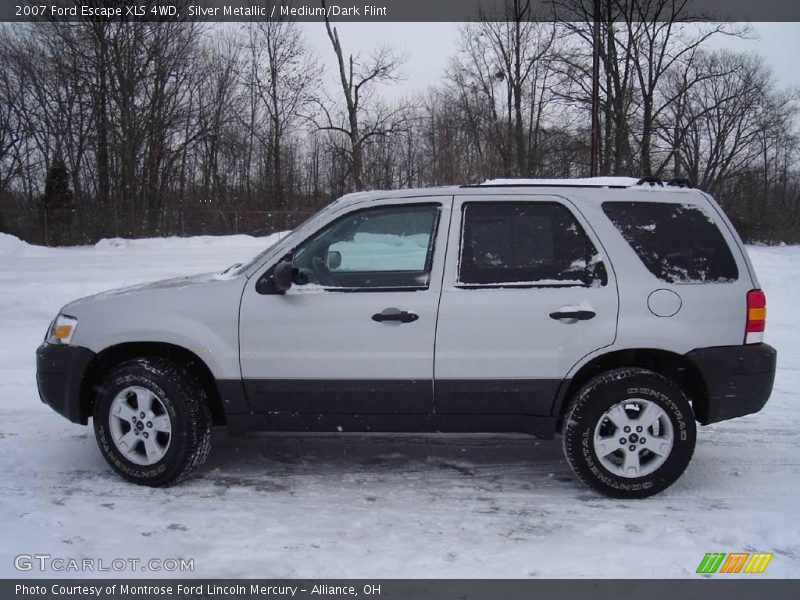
686,343,777,425
36,343,96,424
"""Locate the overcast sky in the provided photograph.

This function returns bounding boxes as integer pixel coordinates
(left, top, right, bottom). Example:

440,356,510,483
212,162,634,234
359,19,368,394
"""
300,22,799,99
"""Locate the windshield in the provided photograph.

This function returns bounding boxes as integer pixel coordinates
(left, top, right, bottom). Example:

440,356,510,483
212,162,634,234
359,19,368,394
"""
231,209,325,276
231,233,289,276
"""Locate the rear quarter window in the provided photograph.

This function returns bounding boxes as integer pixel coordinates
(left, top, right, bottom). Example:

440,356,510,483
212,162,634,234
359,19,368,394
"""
602,201,738,283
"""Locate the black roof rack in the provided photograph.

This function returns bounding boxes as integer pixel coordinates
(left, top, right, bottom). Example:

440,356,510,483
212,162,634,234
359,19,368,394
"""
667,177,693,188
636,176,663,187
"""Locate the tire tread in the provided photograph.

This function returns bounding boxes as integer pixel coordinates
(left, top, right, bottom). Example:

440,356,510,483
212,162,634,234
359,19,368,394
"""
562,367,696,499
93,357,212,486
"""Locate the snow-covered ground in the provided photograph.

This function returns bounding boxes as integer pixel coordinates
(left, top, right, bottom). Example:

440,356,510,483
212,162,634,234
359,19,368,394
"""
0,233,798,578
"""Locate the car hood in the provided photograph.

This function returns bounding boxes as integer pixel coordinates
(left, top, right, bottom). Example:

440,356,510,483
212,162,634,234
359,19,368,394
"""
62,270,242,313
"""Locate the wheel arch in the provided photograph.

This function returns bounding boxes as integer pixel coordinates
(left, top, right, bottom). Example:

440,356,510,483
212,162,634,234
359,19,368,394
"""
553,348,709,427
79,342,226,426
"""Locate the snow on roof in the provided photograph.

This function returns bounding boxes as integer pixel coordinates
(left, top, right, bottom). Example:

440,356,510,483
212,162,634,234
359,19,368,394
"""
480,177,643,187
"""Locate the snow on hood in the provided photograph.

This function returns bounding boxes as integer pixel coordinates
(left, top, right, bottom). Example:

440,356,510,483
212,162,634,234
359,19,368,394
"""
63,270,238,309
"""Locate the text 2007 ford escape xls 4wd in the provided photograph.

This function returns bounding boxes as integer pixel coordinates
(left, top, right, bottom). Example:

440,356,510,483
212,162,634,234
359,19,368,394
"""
36,177,777,498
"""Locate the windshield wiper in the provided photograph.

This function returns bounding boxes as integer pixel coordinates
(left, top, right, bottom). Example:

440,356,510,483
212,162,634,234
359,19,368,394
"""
219,262,242,275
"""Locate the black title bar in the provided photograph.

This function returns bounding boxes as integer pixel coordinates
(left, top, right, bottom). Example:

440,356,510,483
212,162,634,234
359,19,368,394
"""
4,579,800,600
2,0,800,23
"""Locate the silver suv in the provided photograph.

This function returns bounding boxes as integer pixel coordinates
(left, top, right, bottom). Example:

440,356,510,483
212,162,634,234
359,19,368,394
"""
36,177,777,498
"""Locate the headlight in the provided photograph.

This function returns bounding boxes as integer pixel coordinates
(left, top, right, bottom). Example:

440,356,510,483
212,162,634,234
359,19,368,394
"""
47,314,78,345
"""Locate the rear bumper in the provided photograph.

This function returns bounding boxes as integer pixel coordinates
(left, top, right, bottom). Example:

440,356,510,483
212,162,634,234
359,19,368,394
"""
36,343,96,424
686,343,777,425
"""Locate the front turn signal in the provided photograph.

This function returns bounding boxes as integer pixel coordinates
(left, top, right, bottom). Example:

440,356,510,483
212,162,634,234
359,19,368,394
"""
48,314,78,345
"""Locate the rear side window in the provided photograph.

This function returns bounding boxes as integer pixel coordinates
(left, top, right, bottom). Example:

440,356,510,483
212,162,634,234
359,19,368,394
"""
458,202,607,286
602,201,738,283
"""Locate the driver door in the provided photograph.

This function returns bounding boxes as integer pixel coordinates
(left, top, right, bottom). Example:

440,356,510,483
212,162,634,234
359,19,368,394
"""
238,197,451,415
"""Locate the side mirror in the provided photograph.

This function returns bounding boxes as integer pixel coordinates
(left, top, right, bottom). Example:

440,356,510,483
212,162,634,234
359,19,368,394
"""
271,260,294,293
326,250,342,270
257,260,294,294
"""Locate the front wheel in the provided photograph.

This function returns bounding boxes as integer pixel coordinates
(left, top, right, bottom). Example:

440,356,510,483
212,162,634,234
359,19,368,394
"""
562,368,696,499
93,358,212,486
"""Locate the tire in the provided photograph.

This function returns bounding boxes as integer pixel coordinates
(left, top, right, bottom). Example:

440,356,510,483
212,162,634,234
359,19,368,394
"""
93,358,212,486
562,368,696,499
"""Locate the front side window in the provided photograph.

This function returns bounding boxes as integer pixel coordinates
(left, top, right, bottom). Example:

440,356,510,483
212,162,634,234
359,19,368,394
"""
602,201,738,283
458,201,607,286
292,204,440,289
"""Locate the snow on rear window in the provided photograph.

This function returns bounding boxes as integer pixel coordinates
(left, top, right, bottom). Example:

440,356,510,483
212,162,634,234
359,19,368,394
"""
602,201,738,283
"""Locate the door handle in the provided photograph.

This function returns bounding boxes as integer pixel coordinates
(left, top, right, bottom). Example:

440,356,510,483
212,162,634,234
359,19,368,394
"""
372,308,419,323
549,310,596,321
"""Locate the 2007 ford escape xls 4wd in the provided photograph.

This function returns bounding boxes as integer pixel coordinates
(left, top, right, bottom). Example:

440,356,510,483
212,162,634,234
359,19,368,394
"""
36,177,777,498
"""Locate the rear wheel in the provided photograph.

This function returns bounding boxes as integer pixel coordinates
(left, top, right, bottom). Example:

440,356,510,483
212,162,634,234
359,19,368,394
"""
562,368,696,499
93,358,211,486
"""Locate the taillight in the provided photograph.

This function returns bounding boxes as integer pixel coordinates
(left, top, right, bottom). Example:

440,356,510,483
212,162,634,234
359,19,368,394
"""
745,289,766,344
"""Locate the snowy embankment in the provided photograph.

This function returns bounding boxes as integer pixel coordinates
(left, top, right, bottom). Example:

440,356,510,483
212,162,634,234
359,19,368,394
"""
0,232,798,578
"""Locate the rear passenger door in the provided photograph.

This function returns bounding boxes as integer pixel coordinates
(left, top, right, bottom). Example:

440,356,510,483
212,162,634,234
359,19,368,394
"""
434,195,618,415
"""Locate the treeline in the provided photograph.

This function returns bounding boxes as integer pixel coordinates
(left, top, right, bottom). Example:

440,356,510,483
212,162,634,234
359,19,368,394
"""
0,0,798,245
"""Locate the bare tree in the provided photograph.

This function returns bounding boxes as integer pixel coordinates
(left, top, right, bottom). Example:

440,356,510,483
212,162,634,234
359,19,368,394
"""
677,52,770,191
558,0,638,174
0,29,23,197
318,1,407,191
194,30,242,205
241,18,320,207
474,0,558,176
623,1,746,174
0,15,798,245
